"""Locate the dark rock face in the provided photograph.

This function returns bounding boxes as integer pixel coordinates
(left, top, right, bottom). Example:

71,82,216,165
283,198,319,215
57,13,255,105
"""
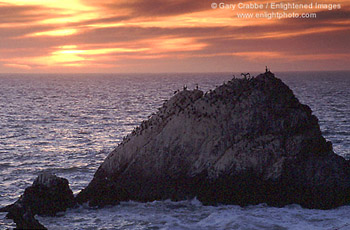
1,173,76,229
76,72,350,209
4,204,47,230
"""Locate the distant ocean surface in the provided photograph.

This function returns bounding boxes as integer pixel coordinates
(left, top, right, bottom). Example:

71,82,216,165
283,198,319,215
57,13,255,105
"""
0,72,349,229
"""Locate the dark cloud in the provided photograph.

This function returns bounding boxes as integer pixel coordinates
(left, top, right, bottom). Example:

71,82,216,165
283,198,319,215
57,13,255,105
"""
0,4,48,23
0,25,54,39
314,8,350,21
70,15,133,27
72,26,229,44
104,0,214,17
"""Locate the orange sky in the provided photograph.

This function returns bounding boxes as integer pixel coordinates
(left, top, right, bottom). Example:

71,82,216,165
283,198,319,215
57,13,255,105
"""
0,0,349,73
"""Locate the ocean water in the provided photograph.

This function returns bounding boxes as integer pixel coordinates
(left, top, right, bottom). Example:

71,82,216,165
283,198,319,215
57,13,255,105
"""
0,72,349,229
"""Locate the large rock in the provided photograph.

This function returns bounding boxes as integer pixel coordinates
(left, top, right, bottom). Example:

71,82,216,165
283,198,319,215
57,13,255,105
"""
76,71,350,209
1,173,76,229
3,204,47,230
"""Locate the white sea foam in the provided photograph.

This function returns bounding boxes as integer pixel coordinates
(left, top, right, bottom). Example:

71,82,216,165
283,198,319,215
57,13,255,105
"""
34,200,350,230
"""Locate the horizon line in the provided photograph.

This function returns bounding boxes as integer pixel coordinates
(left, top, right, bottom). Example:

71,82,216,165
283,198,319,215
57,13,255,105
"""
1,69,350,75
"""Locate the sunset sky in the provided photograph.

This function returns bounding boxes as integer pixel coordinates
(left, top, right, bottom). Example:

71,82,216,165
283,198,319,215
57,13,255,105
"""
0,0,349,73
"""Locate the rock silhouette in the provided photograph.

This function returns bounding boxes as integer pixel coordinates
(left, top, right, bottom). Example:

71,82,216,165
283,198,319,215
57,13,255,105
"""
72,71,348,209
1,173,76,229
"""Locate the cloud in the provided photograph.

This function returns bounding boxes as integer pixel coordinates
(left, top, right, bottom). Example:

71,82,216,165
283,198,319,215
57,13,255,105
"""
91,0,214,17
0,4,46,24
314,8,350,22
3,63,32,69
0,0,350,72
123,0,213,16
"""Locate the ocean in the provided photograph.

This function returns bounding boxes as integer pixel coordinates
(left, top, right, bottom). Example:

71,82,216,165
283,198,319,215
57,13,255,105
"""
0,72,349,229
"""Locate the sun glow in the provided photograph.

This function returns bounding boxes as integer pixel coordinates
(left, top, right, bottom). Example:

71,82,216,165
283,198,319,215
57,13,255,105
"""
14,46,152,68
28,28,78,37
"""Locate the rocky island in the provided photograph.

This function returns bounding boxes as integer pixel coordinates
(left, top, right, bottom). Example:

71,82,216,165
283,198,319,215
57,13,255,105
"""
0,173,76,229
2,71,350,229
76,71,349,209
